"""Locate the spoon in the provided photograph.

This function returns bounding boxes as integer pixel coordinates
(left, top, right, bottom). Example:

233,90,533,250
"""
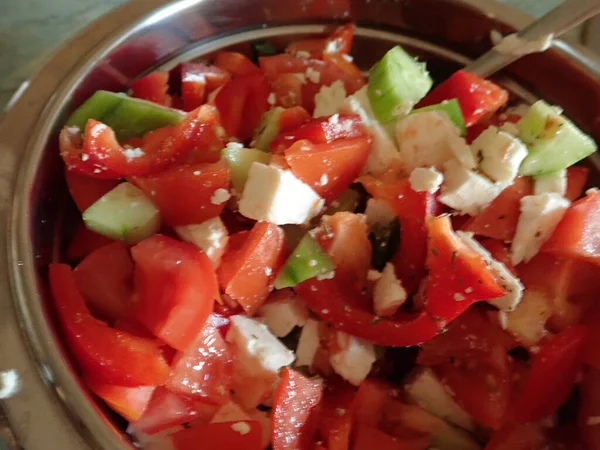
465,0,600,78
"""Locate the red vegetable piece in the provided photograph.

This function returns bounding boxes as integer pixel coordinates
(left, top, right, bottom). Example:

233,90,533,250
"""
272,73,304,108
65,169,120,213
130,72,172,106
353,424,429,450
278,106,311,133
172,420,263,450
484,423,547,450
130,234,218,352
579,366,600,449
85,376,155,422
286,23,354,59
176,62,232,111
351,378,393,427
214,52,262,77
66,223,115,261
48,264,170,386
479,239,517,275
319,382,356,450
272,368,323,450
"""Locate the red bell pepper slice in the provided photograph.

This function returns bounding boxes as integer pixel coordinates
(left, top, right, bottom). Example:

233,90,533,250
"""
215,73,270,141
351,378,393,427
508,325,588,424
295,278,440,347
272,368,323,450
172,420,263,450
542,190,600,265
66,223,115,261
170,62,232,111
319,382,356,450
130,72,172,107
129,234,218,352
73,241,133,323
278,106,312,133
286,23,354,59
85,376,155,422
48,264,170,386
418,70,509,127
353,424,429,450
285,137,371,203
133,160,230,226
65,169,119,213
424,216,506,326
214,51,262,77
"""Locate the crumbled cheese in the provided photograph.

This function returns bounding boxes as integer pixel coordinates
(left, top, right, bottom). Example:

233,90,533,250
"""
231,422,252,435
313,80,347,118
329,331,377,386
175,217,229,268
471,126,528,183
211,401,251,424
364,198,396,227
295,50,311,59
257,292,309,337
292,73,307,84
305,67,321,84
316,271,335,280
367,269,382,282
80,153,89,162
409,167,444,194
373,263,407,317
267,92,276,105
210,188,231,205
296,319,321,368
318,174,329,186
534,170,567,196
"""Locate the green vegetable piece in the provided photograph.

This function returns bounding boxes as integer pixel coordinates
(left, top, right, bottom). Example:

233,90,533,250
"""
368,45,433,123
274,233,335,289
83,182,161,245
325,189,361,215
517,100,597,176
222,145,271,193
411,99,466,136
369,217,400,271
66,90,185,141
252,39,277,60
253,107,283,151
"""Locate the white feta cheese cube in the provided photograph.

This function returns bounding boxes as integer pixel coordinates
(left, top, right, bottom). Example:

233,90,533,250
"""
174,217,228,268
405,368,477,432
257,291,309,337
373,263,407,317
329,331,376,386
395,111,476,172
313,80,347,118
511,193,570,265
364,198,396,227
534,170,567,196
239,163,324,225
439,159,507,216
456,231,524,311
409,167,444,194
295,319,321,368
211,401,251,424
471,126,528,183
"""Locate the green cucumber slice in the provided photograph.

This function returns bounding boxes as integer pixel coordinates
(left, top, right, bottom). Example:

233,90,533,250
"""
368,45,433,123
411,99,466,136
66,90,185,141
251,39,277,60
274,233,335,289
253,107,283,151
517,100,597,176
83,182,161,245
222,144,271,193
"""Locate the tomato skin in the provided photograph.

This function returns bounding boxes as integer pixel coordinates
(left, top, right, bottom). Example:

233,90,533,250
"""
218,222,286,315
73,241,133,323
418,70,509,127
66,223,115,261
85,376,155,422
133,160,230,226
353,424,429,450
172,420,263,450
485,423,547,450
579,366,600,449
214,51,261,77
272,73,304,108
171,62,232,111
509,325,588,424
65,169,120,213
295,278,440,347
319,382,356,450
272,368,323,450
130,234,218,352
542,191,600,265
286,23,354,59
480,239,517,275
285,138,371,203
166,316,233,405
130,72,172,106
278,106,312,133
424,216,505,326
351,378,393,427
48,264,170,386
462,177,532,242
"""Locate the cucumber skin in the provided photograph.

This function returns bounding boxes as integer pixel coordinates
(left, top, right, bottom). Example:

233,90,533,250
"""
253,107,283,151
411,99,467,136
222,146,271,193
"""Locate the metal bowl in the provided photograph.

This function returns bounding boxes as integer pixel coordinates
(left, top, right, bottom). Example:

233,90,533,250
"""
0,0,599,449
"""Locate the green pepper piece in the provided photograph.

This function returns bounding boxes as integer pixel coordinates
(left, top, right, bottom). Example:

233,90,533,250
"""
411,99,467,136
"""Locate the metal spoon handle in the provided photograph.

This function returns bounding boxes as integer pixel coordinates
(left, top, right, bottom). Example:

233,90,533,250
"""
465,0,600,77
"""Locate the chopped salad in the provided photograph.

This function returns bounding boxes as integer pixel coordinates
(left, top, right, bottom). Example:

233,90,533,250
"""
52,23,600,450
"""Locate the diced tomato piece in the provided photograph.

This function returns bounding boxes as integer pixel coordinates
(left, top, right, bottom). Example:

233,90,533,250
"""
172,420,263,450
130,234,218,352
286,38,329,59
418,70,508,127
113,317,157,340
508,325,588,423
485,423,547,450
323,53,363,82
217,222,286,315
73,241,133,323
542,190,600,265
272,114,367,152
214,52,261,77
435,347,513,430
166,316,232,405
272,368,323,450
66,223,115,260
480,239,517,275
418,307,516,366
286,23,354,59
359,176,440,294
566,166,589,202
295,278,441,347
85,376,155,421
272,73,304,108
461,177,532,242
319,382,356,450
353,424,429,450
171,62,232,111
65,169,120,213
317,212,372,293
215,73,270,141
48,264,170,386
351,378,393,427
278,106,311,133
285,137,371,202
133,160,230,226
130,72,172,106
424,216,506,325
579,366,600,449
133,387,208,435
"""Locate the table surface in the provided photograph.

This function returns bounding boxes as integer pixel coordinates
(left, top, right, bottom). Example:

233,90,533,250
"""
0,0,598,111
